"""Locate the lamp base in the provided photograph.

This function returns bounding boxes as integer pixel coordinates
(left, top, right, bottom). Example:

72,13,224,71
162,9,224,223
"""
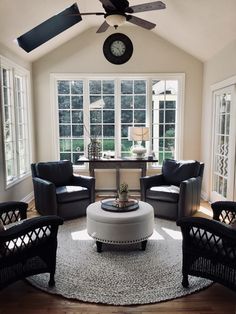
132,145,146,159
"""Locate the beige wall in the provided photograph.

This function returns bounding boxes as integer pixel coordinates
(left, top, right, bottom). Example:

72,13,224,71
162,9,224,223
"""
0,43,34,202
32,26,203,190
201,39,236,200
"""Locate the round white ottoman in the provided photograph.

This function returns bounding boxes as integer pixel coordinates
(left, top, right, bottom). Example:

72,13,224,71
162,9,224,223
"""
86,200,154,252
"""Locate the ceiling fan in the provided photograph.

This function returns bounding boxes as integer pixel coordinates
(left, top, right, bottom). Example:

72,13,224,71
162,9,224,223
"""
17,0,165,53
78,0,166,33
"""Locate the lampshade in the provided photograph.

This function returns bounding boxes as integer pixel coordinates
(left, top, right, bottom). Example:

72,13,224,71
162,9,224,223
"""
128,127,150,142
105,14,126,27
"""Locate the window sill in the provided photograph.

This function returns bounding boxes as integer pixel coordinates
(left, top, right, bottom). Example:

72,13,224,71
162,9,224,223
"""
5,172,31,190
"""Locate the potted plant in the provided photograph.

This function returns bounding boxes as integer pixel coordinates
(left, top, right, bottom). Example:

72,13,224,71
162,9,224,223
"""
118,182,129,202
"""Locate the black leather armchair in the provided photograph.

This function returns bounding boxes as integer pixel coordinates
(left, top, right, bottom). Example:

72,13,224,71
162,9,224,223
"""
140,159,204,220
31,160,95,220
177,201,236,291
0,201,63,290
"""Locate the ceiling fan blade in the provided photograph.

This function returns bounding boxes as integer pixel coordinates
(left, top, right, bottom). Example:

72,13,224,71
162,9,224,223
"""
77,12,105,16
126,1,166,14
17,3,82,53
127,15,156,30
96,21,110,33
99,0,117,11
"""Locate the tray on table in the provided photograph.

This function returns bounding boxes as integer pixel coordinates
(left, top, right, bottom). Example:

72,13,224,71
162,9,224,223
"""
101,199,139,212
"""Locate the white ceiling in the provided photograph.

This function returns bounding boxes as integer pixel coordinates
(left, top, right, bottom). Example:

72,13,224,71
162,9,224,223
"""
0,0,236,62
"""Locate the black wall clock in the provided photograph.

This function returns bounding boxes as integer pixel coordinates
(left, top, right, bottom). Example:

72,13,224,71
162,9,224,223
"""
103,33,133,65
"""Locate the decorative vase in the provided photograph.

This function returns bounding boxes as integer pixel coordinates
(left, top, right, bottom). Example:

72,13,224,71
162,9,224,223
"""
88,139,101,160
118,192,129,202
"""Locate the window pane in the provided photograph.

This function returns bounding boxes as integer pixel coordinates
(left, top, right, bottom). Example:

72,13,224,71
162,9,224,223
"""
134,96,146,109
89,80,101,94
72,125,83,137
104,96,114,109
59,110,70,123
134,110,146,123
121,80,133,94
103,110,114,123
90,110,102,123
72,110,83,123
60,139,71,152
58,96,70,109
103,125,115,137
103,139,115,151
72,139,84,151
121,124,132,137
58,81,70,94
72,96,83,109
103,80,114,94
90,125,102,137
71,80,83,94
60,125,71,137
134,80,146,94
121,110,133,123
121,96,133,109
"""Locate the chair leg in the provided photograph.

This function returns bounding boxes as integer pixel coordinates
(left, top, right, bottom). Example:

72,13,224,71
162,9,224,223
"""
182,273,189,288
48,273,55,287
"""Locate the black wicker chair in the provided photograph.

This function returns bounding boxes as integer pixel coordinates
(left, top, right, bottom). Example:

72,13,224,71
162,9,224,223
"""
0,201,63,290
177,201,236,291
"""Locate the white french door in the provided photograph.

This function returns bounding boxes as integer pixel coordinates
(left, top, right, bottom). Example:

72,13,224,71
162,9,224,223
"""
211,85,236,202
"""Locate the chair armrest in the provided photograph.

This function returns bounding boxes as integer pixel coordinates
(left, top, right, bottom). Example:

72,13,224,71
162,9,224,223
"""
0,216,64,257
211,201,236,224
32,177,57,215
177,216,236,249
140,174,165,201
72,175,96,202
178,176,202,218
0,202,28,225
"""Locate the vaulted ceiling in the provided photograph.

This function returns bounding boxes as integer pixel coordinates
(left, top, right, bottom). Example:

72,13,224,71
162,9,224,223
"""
0,0,236,62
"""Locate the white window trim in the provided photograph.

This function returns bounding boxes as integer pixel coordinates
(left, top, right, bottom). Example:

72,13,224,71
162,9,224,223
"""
0,55,32,189
50,73,185,169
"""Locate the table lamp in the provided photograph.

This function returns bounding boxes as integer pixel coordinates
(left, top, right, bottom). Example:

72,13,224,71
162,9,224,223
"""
128,127,150,159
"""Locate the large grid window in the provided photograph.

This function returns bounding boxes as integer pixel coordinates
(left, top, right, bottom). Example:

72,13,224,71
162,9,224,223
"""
0,57,30,186
55,75,183,166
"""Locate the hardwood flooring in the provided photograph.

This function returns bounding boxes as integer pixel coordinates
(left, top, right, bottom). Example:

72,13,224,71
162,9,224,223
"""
0,200,235,314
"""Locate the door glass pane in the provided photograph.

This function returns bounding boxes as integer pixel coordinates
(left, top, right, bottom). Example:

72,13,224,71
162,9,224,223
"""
212,93,231,199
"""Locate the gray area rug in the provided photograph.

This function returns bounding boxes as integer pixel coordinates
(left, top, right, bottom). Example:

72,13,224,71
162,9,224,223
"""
27,217,212,305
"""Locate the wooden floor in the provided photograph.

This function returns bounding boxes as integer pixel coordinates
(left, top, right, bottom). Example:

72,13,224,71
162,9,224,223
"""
0,201,235,314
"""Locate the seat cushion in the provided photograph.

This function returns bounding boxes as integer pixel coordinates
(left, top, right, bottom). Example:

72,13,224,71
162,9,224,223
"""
146,185,180,203
56,185,89,203
36,160,73,186
162,159,201,186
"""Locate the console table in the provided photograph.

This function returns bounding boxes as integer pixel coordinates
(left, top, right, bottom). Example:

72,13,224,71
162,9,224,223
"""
85,158,158,193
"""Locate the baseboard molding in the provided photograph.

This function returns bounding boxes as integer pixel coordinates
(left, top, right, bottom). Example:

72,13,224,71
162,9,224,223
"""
21,191,34,204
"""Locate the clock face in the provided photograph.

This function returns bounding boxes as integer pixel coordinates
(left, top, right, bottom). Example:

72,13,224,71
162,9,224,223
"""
103,33,133,65
110,40,126,57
